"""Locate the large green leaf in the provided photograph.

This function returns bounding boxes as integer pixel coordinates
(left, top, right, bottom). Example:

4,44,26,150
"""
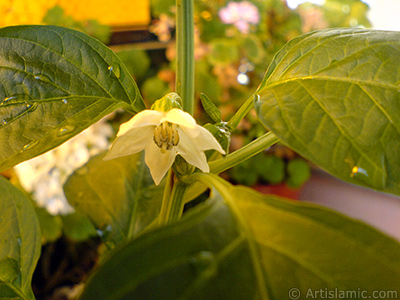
0,176,41,300
77,176,400,299
64,152,164,248
254,28,400,195
0,25,145,172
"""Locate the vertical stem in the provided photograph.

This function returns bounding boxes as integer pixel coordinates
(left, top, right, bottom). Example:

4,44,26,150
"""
176,0,195,115
158,169,173,226
158,175,188,226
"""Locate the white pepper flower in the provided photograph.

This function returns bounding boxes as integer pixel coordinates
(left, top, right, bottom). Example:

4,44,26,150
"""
104,108,225,185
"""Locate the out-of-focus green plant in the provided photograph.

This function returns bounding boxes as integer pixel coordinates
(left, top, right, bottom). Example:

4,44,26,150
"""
229,147,310,189
42,5,111,44
148,0,370,121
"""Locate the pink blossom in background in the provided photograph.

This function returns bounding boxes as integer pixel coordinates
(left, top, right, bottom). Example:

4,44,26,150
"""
218,1,260,34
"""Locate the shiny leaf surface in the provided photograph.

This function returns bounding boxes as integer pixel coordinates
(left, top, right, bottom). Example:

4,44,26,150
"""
0,25,145,172
255,28,400,195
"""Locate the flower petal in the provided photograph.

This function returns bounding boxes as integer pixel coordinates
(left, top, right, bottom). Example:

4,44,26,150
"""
163,108,197,129
145,142,176,185
104,126,154,160
176,129,210,172
180,125,225,154
118,110,163,136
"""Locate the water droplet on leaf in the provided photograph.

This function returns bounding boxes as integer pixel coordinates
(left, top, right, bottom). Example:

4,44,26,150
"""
96,225,115,248
108,65,121,79
1,94,33,106
57,125,76,136
1,96,17,105
21,140,39,152
34,74,53,83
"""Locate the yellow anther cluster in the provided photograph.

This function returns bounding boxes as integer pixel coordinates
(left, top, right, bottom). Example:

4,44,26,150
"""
153,122,180,153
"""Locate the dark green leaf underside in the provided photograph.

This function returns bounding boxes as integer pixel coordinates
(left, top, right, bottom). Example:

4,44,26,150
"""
78,182,400,300
0,25,145,172
255,28,400,195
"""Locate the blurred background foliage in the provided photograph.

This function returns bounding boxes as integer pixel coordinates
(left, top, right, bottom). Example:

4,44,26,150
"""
142,0,370,190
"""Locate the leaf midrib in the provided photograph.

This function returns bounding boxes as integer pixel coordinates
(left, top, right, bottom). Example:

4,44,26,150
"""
261,75,399,175
240,199,399,273
0,29,131,104
268,29,399,83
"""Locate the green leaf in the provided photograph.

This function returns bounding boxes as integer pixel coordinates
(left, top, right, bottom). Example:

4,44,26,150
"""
0,176,41,300
64,152,164,248
116,48,151,81
77,176,400,300
62,212,97,242
286,158,311,188
208,38,239,66
255,28,400,195
0,25,145,172
200,93,221,123
34,206,63,243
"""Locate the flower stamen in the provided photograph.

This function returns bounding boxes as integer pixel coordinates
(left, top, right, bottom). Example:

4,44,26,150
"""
153,122,180,153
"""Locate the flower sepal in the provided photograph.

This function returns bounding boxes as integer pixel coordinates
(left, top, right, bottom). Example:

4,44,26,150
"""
151,92,183,112
173,155,196,178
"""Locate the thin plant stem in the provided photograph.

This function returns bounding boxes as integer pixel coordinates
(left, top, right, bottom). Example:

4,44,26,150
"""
176,0,195,115
158,169,174,226
157,0,195,226
158,173,188,226
209,131,280,174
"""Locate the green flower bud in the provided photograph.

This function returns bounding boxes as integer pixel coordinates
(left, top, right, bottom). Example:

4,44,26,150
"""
151,92,183,112
173,155,196,177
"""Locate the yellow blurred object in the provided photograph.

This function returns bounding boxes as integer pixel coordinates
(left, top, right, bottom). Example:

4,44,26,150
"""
0,0,150,28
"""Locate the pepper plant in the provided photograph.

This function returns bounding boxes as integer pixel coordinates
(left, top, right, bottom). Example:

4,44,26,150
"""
1,1,400,299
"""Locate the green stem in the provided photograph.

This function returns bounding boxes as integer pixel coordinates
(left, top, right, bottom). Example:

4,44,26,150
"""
158,169,173,226
158,172,188,225
228,94,255,131
209,131,280,174
167,182,187,223
176,0,195,115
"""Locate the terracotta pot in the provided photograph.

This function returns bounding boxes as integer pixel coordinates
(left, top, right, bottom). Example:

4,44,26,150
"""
253,183,302,200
